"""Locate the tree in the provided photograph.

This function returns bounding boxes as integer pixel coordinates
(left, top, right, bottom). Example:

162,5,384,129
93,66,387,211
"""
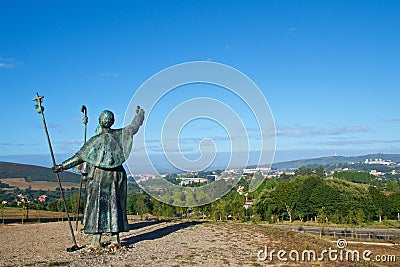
314,166,325,177
316,207,326,224
278,173,291,181
388,192,400,220
225,190,245,220
368,186,389,222
136,194,149,220
296,176,324,221
161,203,174,218
354,209,365,225
272,182,298,222
294,167,313,176
172,187,185,207
185,188,196,207
150,198,162,219
127,194,138,215
255,190,274,222
386,180,400,192
212,198,228,221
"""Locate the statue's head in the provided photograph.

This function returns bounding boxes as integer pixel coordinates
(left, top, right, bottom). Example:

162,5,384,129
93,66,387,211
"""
99,110,115,128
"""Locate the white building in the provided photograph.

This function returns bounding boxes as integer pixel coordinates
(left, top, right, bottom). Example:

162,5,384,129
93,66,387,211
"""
365,158,392,165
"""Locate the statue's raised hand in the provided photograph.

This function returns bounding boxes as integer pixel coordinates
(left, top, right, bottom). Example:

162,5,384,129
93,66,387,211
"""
136,106,144,116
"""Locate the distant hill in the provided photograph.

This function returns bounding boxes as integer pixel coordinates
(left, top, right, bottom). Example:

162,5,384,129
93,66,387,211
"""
0,162,80,183
271,153,400,170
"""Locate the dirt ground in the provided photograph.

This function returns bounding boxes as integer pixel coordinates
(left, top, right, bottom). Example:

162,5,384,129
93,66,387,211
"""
1,220,399,266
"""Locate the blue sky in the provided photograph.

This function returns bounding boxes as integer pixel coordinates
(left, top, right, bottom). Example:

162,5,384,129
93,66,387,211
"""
0,1,399,172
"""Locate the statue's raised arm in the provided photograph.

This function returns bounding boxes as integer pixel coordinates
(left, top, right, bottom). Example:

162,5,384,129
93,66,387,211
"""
123,106,145,136
118,106,144,160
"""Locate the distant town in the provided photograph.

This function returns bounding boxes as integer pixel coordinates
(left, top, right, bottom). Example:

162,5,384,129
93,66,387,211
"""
128,158,400,183
127,156,400,187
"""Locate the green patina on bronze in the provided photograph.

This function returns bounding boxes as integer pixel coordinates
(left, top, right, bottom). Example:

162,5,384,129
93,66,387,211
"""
60,107,144,235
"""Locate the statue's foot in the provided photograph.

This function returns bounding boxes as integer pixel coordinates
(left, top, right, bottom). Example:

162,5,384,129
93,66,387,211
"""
87,233,102,250
111,233,120,245
85,244,103,252
107,243,126,252
87,243,102,248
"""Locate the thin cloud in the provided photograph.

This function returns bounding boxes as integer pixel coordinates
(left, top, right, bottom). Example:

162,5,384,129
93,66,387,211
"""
144,145,164,152
246,127,259,132
176,137,203,143
34,123,63,130
277,124,369,138
99,72,119,78
327,125,369,135
213,136,231,141
175,136,230,143
0,142,26,146
200,126,217,131
58,139,83,145
0,57,14,68
379,118,400,123
245,127,276,138
48,123,63,129
143,145,195,153
288,27,301,37
316,139,400,146
145,139,161,143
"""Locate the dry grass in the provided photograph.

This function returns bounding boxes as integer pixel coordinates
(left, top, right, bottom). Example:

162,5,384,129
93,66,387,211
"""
0,177,80,191
1,207,68,219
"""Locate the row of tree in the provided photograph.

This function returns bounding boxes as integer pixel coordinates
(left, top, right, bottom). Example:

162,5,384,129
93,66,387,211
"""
255,176,400,224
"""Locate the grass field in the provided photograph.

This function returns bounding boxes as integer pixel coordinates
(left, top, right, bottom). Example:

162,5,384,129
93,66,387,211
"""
1,207,69,219
0,177,80,191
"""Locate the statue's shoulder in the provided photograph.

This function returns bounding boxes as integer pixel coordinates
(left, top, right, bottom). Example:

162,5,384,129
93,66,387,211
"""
77,132,125,168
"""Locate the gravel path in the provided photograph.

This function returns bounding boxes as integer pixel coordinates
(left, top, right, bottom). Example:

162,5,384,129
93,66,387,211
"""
1,220,398,266
1,220,260,266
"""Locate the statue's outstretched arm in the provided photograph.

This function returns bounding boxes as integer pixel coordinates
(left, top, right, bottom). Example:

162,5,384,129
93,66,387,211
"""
52,154,84,173
125,106,145,136
62,154,85,170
